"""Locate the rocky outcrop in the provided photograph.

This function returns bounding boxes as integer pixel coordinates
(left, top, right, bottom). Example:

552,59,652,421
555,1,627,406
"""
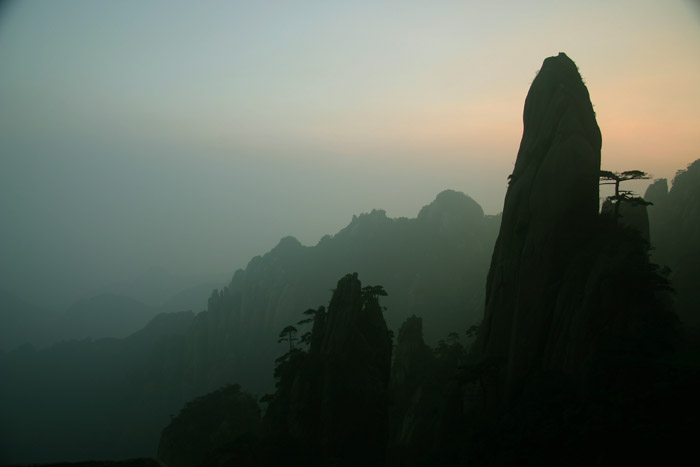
472,53,677,407
390,316,434,390
442,52,687,466
158,384,260,467
261,273,393,466
316,274,392,465
387,316,440,467
474,53,602,403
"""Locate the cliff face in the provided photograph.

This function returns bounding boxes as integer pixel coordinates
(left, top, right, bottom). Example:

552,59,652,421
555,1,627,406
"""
448,53,686,465
475,53,602,402
262,273,393,466
472,53,678,408
386,316,440,466
390,316,434,391
645,159,700,327
317,274,392,465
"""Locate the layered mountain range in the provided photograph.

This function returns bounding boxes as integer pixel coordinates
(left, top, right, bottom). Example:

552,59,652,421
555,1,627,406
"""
1,52,699,465
190,189,499,395
156,53,700,466
0,189,499,463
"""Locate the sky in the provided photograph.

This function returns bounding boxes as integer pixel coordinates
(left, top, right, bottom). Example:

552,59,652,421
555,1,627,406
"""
1,0,699,308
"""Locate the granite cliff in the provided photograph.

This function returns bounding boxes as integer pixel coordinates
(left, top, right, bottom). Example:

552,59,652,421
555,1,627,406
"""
472,53,677,407
473,52,602,403
259,273,393,466
460,52,684,465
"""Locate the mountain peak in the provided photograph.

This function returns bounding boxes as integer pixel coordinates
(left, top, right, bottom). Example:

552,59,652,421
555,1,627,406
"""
271,235,302,253
417,189,484,222
476,53,603,403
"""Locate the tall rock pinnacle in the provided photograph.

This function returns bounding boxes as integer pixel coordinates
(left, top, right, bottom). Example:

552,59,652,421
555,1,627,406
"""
474,53,602,403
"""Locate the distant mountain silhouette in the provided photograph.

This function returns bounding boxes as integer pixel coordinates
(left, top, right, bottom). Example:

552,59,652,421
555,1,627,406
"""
156,281,223,314
58,293,157,341
0,190,498,463
0,292,156,351
0,288,53,351
0,278,225,351
0,310,195,464
96,267,229,309
186,189,499,395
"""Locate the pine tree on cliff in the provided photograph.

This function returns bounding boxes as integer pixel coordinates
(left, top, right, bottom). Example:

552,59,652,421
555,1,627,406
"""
600,169,652,222
361,285,388,310
278,325,298,352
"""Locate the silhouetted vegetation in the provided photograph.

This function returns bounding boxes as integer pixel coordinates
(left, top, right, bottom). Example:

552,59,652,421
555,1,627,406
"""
600,169,652,222
277,325,298,352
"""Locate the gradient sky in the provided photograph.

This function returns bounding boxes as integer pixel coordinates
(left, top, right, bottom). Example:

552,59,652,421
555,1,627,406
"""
1,0,699,308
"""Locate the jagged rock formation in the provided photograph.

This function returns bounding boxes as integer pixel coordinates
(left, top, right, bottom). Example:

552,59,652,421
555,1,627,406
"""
185,190,498,395
645,159,700,327
472,53,677,409
443,52,690,466
390,316,434,391
473,53,602,403
157,384,260,467
261,273,392,466
386,316,443,467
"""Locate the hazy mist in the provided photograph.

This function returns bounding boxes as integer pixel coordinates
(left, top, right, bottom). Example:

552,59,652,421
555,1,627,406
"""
3,2,700,465
1,0,699,308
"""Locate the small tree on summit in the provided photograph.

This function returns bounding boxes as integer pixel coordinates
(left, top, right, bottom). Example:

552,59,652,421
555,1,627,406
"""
599,169,652,222
278,325,298,352
361,285,388,310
